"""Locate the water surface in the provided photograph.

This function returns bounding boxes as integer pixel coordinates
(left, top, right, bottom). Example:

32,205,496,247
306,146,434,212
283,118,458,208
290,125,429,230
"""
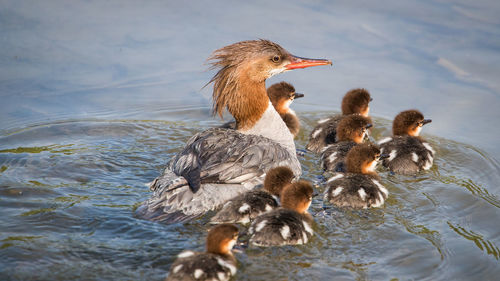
1,0,500,280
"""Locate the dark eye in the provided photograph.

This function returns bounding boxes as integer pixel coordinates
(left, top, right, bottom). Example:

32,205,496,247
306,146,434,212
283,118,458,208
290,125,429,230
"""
271,55,281,63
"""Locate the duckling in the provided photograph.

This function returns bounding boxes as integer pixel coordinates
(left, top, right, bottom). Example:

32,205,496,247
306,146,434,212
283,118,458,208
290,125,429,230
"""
210,166,295,224
166,224,239,281
221,81,304,138
320,114,372,172
324,143,389,209
306,88,372,153
249,180,314,246
267,81,304,138
378,110,434,175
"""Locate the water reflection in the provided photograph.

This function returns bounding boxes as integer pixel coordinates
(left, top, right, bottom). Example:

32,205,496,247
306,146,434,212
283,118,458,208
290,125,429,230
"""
448,222,500,260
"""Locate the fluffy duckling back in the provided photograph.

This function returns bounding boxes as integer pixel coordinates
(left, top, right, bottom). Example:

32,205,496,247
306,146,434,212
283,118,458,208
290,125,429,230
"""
306,88,372,153
210,166,295,224
324,143,389,209
249,180,314,247
320,114,372,172
379,109,434,175
166,224,239,281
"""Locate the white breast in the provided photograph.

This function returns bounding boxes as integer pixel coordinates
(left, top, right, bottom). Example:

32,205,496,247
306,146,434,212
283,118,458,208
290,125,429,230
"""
240,102,296,152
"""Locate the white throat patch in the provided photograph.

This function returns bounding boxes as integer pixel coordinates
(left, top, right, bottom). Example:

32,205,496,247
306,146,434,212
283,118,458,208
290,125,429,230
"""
414,126,422,136
367,160,377,172
268,67,287,78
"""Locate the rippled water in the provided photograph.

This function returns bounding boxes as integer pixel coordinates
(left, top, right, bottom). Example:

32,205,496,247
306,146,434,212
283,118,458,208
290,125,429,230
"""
2,0,500,280
1,113,499,280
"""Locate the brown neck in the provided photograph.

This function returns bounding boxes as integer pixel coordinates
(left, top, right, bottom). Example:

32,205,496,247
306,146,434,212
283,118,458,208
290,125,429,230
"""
231,74,269,131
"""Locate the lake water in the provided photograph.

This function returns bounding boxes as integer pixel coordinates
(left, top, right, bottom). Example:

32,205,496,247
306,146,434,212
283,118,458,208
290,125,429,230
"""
1,0,500,280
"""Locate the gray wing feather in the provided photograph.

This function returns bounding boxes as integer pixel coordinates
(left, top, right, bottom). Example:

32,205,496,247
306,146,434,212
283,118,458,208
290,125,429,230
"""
136,128,301,223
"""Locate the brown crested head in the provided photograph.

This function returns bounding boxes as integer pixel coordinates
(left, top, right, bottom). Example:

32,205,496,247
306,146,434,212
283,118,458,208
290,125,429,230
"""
263,166,295,197
280,180,314,214
392,109,432,137
336,114,372,143
267,82,299,115
206,223,239,255
345,143,382,175
341,88,372,116
207,39,331,130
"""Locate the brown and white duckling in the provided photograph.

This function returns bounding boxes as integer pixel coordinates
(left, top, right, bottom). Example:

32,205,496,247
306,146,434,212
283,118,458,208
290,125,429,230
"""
378,109,434,175
306,88,372,153
325,143,389,209
249,180,314,247
166,224,239,281
136,40,331,223
210,166,295,224
320,114,372,172
221,81,304,138
267,81,304,138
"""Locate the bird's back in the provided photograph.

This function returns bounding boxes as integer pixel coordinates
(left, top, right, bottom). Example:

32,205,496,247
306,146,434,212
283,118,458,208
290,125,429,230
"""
136,128,301,223
306,115,343,153
380,136,434,175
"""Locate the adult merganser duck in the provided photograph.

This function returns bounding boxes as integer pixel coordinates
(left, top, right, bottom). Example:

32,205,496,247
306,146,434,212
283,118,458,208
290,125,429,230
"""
221,81,304,138
136,40,331,223
324,143,389,209
210,166,295,224
320,114,372,172
249,180,314,246
306,88,372,153
166,224,239,281
378,109,434,175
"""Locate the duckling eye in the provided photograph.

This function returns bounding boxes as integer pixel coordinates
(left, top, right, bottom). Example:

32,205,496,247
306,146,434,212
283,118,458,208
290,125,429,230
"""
271,55,281,63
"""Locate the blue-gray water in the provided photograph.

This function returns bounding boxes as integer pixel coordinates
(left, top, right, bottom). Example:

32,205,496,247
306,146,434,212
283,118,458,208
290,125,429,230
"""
1,0,500,280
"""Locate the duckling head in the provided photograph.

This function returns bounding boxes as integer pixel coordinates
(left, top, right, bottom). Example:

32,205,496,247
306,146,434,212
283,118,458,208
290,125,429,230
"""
341,88,372,117
337,114,373,143
280,180,314,214
263,166,295,197
206,223,239,255
346,143,387,175
392,109,432,137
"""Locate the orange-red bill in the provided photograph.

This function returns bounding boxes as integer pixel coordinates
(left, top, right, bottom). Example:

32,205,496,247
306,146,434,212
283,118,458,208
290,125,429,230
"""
286,55,332,70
